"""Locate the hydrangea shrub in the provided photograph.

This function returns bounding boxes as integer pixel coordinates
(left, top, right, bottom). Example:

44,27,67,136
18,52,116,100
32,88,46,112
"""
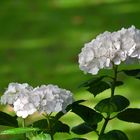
0,26,140,140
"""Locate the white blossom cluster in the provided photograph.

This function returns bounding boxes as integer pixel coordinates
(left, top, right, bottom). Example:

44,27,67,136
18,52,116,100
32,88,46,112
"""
79,25,140,75
32,85,73,114
1,83,73,118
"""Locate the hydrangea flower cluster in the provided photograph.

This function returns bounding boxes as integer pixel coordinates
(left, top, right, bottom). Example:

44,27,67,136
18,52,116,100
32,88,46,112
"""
31,84,73,114
79,25,140,75
1,83,73,118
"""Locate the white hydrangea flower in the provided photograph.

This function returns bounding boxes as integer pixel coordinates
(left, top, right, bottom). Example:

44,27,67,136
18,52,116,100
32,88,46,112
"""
129,26,140,59
79,25,140,75
1,83,33,105
13,92,37,118
79,31,118,74
111,26,140,64
1,83,73,118
111,26,136,64
32,84,73,114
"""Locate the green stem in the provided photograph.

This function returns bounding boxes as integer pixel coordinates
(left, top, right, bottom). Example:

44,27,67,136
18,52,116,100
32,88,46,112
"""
22,119,27,140
45,114,54,140
51,134,54,140
99,116,110,139
111,64,118,98
98,64,118,139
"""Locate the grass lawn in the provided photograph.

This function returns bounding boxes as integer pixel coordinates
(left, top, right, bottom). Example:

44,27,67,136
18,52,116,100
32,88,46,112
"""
0,0,140,139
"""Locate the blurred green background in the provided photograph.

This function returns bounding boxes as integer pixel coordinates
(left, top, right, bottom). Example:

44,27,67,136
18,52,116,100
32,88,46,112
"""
0,0,140,139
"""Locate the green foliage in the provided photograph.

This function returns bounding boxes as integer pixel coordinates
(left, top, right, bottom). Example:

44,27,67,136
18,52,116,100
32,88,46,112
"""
113,81,124,87
123,69,140,76
32,119,48,132
0,111,18,127
68,138,87,140
79,76,111,97
95,95,130,114
117,108,140,123
0,127,40,135
87,81,110,97
51,119,70,134
30,133,51,140
71,104,103,125
32,118,70,134
123,69,140,79
55,100,86,120
71,122,97,135
79,77,124,97
100,130,128,140
79,76,105,88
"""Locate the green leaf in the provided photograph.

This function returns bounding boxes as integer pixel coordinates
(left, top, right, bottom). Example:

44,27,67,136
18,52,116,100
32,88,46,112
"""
0,111,18,127
0,127,40,135
70,100,86,105
32,118,70,134
79,76,111,97
123,69,140,80
79,76,105,88
87,81,110,97
30,133,51,140
51,119,70,134
123,69,140,76
71,122,97,135
100,130,128,140
55,100,86,120
71,104,103,125
114,81,124,87
95,95,130,114
68,138,87,140
117,108,140,123
32,119,48,130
